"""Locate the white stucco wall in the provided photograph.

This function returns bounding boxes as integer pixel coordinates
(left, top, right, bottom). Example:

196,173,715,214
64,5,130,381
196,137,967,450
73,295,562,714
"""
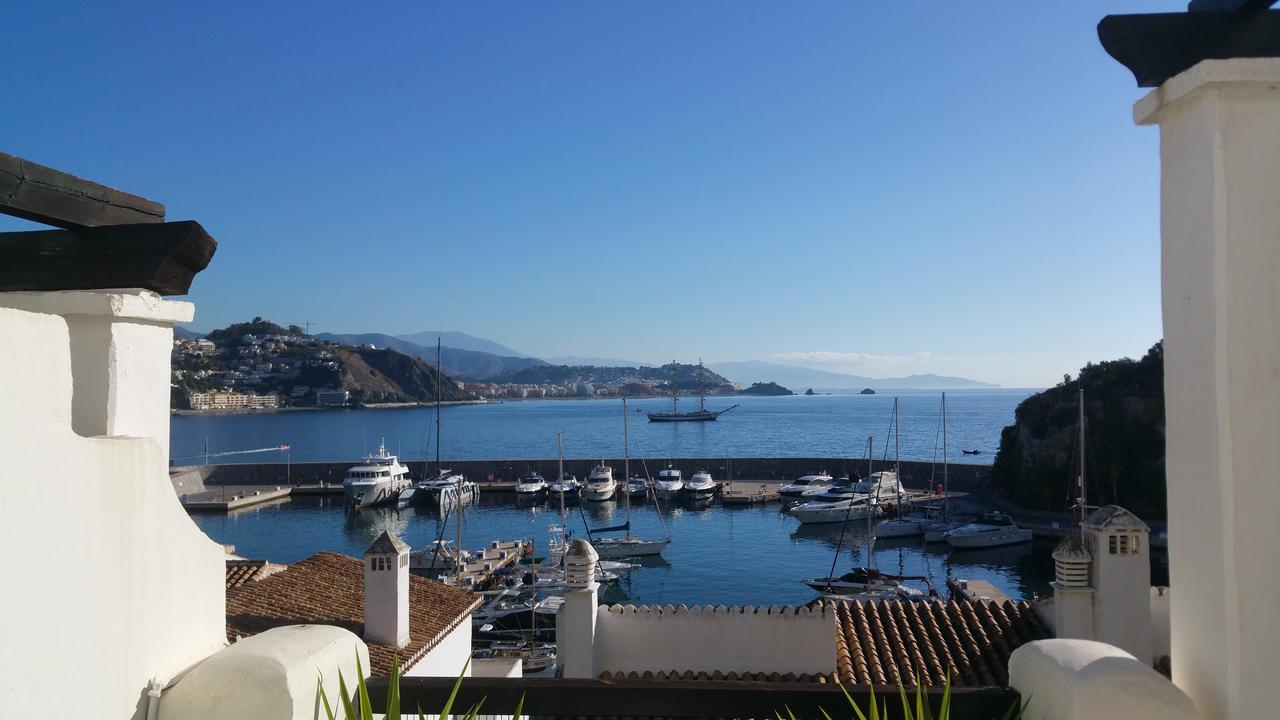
0,294,226,719
1150,587,1171,662
1135,58,1280,719
406,620,473,678
1089,530,1152,663
1008,640,1196,720
593,604,836,676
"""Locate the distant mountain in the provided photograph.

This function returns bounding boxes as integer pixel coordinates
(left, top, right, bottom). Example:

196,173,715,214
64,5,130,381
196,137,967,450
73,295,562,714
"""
315,332,544,380
333,346,470,404
174,326,205,340
708,360,998,390
741,381,794,396
543,355,653,367
394,331,524,357
492,362,735,391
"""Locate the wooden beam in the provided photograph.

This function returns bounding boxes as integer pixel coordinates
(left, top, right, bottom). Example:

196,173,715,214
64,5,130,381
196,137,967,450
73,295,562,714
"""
0,220,216,295
0,151,165,228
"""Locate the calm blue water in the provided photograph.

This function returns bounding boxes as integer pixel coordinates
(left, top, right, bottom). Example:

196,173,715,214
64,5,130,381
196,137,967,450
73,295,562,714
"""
172,389,1036,464
193,495,1060,605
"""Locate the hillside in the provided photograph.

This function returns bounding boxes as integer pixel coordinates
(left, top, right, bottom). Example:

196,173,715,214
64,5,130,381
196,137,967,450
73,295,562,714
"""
316,332,545,379
334,347,470,404
741,381,794,396
708,360,998,390
492,362,736,391
395,330,523,357
991,341,1165,518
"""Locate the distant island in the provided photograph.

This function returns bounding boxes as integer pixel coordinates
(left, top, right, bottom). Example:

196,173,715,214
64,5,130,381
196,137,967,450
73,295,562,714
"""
741,381,794,396
804,388,816,396
860,388,876,395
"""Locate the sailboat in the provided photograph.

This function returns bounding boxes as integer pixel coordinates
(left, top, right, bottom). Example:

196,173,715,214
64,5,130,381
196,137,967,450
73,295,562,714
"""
647,359,739,422
803,435,926,600
587,398,671,558
924,392,965,542
873,399,927,538
415,337,473,503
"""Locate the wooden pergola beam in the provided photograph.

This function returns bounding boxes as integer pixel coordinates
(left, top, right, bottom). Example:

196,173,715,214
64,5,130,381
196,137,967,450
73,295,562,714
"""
0,151,165,229
0,221,216,295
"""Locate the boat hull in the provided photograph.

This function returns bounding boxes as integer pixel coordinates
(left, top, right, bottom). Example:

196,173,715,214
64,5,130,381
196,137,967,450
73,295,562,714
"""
590,538,669,558
792,504,883,525
872,519,926,538
945,528,1033,548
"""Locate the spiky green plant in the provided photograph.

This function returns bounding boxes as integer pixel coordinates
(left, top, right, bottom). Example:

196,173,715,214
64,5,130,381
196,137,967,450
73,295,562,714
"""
812,674,1027,720
317,655,524,720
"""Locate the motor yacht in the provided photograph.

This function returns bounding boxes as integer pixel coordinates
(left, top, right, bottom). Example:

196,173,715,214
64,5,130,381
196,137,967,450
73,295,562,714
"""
853,470,903,497
873,516,928,538
803,567,926,600
548,472,580,499
944,513,1033,548
778,472,834,498
409,540,471,576
624,475,649,497
653,466,684,498
341,440,413,509
685,470,717,499
791,495,884,525
582,465,617,502
515,472,548,497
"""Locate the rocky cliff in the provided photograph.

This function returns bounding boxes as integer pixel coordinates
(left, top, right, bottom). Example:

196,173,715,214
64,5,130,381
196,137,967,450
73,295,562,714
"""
335,347,470,404
992,341,1166,518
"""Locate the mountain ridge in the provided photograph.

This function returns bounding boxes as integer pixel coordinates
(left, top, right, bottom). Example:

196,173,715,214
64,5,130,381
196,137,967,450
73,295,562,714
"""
708,360,998,390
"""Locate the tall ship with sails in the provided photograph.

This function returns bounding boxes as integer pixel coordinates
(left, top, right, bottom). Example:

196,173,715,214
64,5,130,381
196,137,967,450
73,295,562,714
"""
646,359,738,423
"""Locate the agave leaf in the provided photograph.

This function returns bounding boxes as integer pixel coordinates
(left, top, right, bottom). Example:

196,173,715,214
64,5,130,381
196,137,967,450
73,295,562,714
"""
337,671,357,720
896,675,912,720
819,707,835,720
513,691,526,720
386,656,401,720
317,677,337,720
837,679,869,720
1001,692,1031,720
439,658,471,718
355,654,373,720
787,705,799,720
938,673,951,720
869,686,880,720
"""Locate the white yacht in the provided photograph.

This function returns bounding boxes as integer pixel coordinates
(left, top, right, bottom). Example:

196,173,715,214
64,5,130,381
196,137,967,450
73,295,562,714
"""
685,470,717,499
409,540,471,576
515,472,548,497
853,471,903,497
548,472,580,498
653,466,684,498
873,516,928,538
342,440,412,509
417,470,467,502
624,475,649,497
778,472,834,498
582,465,616,501
944,513,1033,548
791,495,884,525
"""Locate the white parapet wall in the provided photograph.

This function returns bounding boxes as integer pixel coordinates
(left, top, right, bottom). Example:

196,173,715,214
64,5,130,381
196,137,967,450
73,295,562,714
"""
593,604,836,677
1008,640,1196,720
0,293,227,720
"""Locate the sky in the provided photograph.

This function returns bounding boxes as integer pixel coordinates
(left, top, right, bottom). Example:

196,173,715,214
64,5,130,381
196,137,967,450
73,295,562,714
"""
2,1,1174,387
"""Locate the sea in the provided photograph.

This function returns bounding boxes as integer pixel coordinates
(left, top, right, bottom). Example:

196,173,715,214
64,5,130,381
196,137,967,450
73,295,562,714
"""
179,389,1167,605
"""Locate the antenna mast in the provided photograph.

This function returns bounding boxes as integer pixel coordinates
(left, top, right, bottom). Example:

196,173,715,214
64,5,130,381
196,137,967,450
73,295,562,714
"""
1078,387,1087,531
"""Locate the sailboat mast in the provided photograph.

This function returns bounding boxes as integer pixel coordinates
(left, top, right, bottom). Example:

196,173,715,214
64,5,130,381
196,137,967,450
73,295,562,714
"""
557,432,565,515
698,358,706,413
622,398,633,538
1078,387,1087,531
866,435,874,569
435,337,443,477
942,392,949,522
670,361,678,413
893,397,901,507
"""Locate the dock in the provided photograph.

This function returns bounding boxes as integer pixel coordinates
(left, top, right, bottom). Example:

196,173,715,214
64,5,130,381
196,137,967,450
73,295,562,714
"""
180,486,294,511
450,540,530,589
947,578,1011,604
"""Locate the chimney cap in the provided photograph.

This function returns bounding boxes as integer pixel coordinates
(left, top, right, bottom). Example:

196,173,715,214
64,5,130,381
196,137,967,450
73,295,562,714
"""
566,539,598,561
1052,535,1092,563
365,531,409,557
1082,505,1149,532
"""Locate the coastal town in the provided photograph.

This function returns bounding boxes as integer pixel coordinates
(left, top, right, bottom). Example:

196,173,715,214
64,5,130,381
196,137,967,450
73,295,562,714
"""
6,2,1280,720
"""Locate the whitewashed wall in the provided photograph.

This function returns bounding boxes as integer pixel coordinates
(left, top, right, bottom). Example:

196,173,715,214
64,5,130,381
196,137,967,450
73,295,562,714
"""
407,620,473,678
0,294,226,719
593,604,836,676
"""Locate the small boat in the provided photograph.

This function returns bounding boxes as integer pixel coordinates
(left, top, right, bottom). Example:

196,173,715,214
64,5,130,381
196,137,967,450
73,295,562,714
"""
778,472,834,498
480,641,557,673
409,540,471,576
961,449,982,455
685,470,717,499
791,496,883,525
588,398,672,558
647,360,738,422
515,472,548,497
342,440,413,509
873,516,928,538
625,475,649,497
548,472,580,498
582,465,616,502
803,567,926,600
944,513,1033,548
653,466,684,498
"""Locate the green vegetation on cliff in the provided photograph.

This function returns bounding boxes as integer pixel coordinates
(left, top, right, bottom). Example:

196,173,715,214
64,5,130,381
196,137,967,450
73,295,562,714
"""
992,341,1166,518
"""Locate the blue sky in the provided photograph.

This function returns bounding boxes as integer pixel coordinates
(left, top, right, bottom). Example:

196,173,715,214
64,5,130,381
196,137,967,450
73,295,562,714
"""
2,2,1171,387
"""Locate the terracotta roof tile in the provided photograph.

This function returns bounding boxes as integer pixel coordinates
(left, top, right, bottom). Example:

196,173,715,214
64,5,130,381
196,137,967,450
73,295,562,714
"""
598,598,1051,689
225,551,482,676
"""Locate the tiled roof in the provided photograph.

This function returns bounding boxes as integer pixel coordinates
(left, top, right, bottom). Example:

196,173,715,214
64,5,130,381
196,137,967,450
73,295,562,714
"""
226,551,482,676
598,599,1052,688
226,560,268,589
831,599,1051,687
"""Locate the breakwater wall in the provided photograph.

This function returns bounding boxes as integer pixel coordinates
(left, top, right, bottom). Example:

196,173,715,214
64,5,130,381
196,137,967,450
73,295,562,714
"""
187,457,993,492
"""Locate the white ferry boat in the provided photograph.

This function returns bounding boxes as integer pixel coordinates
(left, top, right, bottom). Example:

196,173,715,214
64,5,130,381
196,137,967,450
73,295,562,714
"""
342,440,412,509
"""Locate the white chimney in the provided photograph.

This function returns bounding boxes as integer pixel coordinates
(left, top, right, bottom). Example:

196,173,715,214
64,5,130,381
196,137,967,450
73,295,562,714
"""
363,531,410,648
1082,505,1152,664
557,539,599,678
